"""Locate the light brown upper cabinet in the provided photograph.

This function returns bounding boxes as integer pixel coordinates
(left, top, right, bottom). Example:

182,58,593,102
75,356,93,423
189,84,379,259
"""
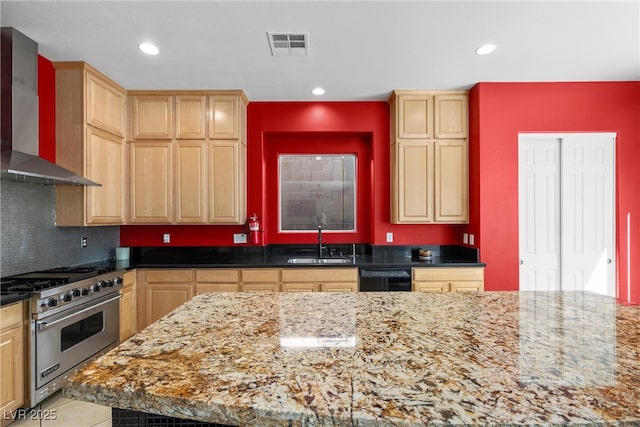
128,91,248,225
131,95,173,139
53,62,127,226
389,90,469,224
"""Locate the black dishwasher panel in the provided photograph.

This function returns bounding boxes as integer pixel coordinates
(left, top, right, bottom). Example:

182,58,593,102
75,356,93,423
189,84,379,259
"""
359,268,412,292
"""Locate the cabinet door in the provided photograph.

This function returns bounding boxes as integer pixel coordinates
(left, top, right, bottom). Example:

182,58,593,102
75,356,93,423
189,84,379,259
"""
86,72,125,136
147,284,193,324
434,140,468,223
119,271,136,342
208,141,242,223
0,326,23,415
175,142,206,223
0,303,24,416
397,94,433,139
85,127,125,224
130,142,172,223
176,95,206,139
434,94,468,139
208,96,239,139
119,283,136,342
137,269,194,330
392,141,434,223
132,96,173,139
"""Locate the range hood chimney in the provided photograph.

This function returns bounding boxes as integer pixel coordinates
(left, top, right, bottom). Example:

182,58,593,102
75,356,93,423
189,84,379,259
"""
1,27,99,186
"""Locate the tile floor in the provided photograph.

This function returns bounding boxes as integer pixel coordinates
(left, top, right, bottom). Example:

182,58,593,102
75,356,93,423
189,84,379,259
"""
7,391,111,427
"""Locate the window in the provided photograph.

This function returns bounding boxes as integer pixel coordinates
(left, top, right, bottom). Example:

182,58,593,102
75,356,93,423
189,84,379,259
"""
279,155,356,231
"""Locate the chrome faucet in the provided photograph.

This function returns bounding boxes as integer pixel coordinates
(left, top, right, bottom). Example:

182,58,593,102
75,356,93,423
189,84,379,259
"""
318,225,325,258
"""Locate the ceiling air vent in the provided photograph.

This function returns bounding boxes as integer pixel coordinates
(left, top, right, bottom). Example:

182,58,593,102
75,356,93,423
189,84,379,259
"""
267,32,309,56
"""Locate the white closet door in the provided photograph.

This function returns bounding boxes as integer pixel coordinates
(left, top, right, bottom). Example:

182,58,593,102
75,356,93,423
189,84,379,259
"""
561,134,616,296
518,133,615,296
518,138,561,291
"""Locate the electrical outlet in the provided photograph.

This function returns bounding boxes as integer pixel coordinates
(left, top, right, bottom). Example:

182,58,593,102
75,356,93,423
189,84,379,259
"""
386,232,394,243
163,233,171,244
233,233,247,244
463,233,469,244
81,237,87,248
469,234,475,246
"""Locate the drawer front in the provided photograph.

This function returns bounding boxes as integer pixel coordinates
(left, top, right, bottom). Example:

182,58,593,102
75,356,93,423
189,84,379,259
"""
413,267,483,282
145,269,193,283
0,302,23,330
281,268,358,283
241,269,280,283
196,269,240,283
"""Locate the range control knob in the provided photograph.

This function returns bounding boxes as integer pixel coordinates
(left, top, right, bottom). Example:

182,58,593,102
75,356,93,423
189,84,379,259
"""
91,281,103,292
103,279,114,288
72,288,81,297
113,277,123,285
82,288,90,296
60,292,73,303
46,298,58,307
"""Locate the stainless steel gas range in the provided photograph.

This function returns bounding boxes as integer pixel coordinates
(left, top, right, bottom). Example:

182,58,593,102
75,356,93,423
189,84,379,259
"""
1,266,124,408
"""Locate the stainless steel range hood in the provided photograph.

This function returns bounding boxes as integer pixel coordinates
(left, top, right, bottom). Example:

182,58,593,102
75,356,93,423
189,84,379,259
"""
1,27,99,186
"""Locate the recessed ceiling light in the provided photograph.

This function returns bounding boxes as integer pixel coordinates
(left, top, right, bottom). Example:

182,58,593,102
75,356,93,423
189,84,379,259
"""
312,87,325,96
475,44,496,55
139,42,159,55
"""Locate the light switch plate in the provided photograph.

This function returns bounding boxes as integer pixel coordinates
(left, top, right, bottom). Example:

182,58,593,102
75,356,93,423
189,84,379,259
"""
386,232,393,243
163,233,170,244
469,234,475,246
233,233,247,244
463,233,469,244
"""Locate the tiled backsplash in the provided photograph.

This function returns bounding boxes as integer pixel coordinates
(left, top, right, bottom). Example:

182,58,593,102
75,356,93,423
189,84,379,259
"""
0,179,119,276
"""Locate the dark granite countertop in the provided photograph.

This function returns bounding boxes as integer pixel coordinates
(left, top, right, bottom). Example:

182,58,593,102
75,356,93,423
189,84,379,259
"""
0,291,30,307
129,244,485,269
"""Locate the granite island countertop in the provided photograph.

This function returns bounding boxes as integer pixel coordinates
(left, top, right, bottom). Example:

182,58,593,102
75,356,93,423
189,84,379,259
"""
64,291,640,426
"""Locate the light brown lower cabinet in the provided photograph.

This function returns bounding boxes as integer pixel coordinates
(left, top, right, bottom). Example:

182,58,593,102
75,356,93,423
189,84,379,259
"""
136,267,363,329
281,268,359,293
0,301,25,425
136,269,194,331
412,267,484,292
119,270,136,342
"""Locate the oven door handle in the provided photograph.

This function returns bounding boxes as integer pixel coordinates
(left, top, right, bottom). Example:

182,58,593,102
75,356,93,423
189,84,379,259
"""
36,294,122,330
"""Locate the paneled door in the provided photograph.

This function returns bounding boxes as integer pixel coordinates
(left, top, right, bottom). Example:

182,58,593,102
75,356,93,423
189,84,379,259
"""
518,133,616,296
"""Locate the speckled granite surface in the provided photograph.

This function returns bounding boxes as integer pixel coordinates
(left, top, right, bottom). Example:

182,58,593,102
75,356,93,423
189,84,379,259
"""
64,292,640,426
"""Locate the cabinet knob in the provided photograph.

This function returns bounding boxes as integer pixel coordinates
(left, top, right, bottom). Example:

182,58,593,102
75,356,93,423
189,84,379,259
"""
519,260,524,265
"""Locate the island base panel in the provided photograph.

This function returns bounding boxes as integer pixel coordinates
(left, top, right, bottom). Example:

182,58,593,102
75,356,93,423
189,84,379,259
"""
112,408,233,427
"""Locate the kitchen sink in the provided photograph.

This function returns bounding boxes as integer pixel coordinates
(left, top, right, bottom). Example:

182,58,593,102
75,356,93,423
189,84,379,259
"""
287,257,354,265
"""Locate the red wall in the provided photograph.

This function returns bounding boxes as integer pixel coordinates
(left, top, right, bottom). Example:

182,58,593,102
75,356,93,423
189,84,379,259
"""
469,82,640,303
38,55,56,162
121,102,462,247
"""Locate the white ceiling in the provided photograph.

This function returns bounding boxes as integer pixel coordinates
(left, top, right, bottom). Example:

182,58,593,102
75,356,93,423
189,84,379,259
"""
2,1,639,101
